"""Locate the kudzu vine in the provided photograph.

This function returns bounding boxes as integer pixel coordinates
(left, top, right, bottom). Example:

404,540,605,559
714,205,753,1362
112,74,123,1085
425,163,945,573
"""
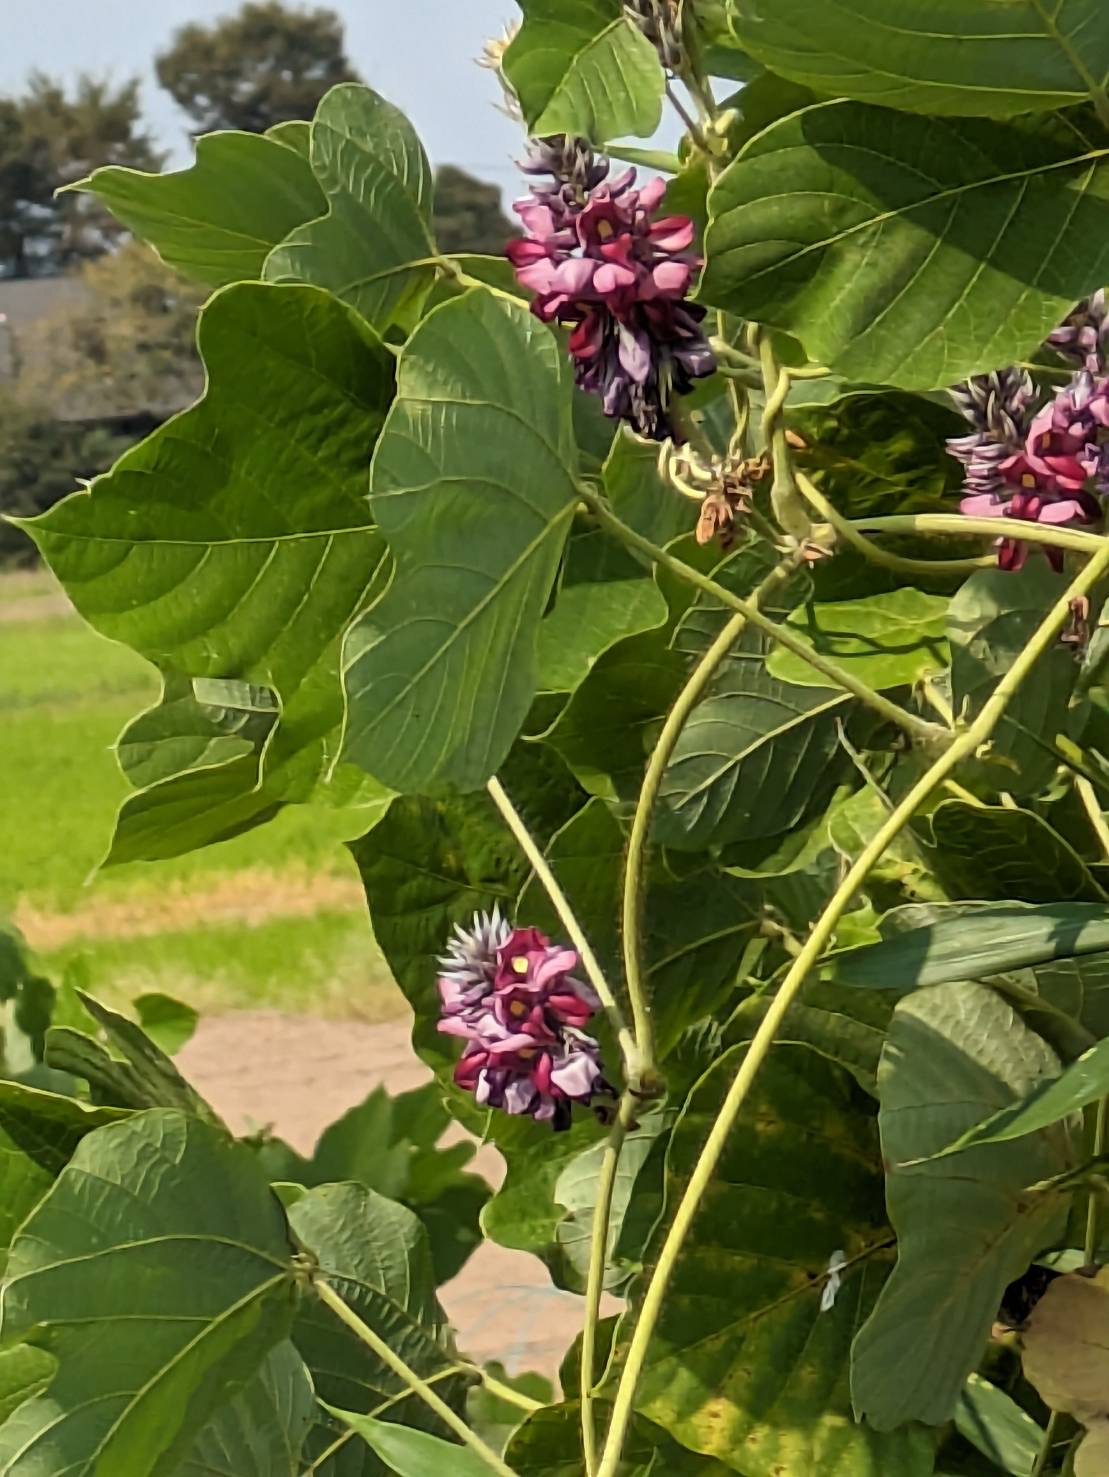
8,3,1109,1476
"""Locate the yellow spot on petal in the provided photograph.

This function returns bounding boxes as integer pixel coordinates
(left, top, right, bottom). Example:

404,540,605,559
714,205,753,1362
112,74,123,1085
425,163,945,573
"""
510,1000,526,1016
512,956,528,974
518,1047,537,1060
597,220,614,239
1022,474,1037,488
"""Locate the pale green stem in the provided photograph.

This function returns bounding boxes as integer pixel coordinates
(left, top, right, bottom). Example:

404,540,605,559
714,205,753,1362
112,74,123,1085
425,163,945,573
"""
665,80,711,154
850,512,1109,556
1085,1096,1108,1263
581,1091,638,1475
795,472,989,576
594,537,1109,1477
757,331,810,542
1076,774,1109,860
486,776,639,1079
314,1279,519,1477
581,490,948,746
1030,1410,1060,1477
622,548,807,1068
472,1367,543,1414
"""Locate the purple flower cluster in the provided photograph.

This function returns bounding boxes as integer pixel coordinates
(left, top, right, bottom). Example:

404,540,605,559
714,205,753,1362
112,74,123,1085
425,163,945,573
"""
506,136,715,441
437,908,610,1131
948,297,1109,570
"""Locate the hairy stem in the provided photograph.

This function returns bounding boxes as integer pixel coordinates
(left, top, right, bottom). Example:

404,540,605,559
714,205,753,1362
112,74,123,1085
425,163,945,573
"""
314,1279,518,1477
486,776,639,1079
581,1091,638,1474
849,512,1109,557
795,472,989,576
581,490,948,745
594,537,1109,1477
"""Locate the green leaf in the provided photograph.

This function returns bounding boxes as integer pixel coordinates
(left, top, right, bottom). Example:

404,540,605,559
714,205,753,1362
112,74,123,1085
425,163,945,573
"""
70,131,325,287
949,564,1076,795
537,528,668,693
727,980,894,1096
851,982,1073,1429
467,1364,553,1459
603,428,692,548
701,103,1109,389
507,1400,736,1474
926,801,1106,904
956,1373,1042,1477
0,1346,54,1428
177,1342,315,1477
624,1044,932,1476
133,992,199,1056
1034,951,1109,1040
827,901,1109,992
766,589,949,690
22,283,394,852
927,1034,1109,1161
654,639,856,850
45,991,223,1123
505,0,665,142
543,627,687,803
0,1110,298,1477
727,0,1109,118
288,1183,466,1428
326,1408,491,1477
265,84,435,330
116,674,278,790
342,290,578,792
0,1082,124,1270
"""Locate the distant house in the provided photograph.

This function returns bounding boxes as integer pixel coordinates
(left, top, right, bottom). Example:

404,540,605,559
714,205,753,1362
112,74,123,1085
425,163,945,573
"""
0,276,94,392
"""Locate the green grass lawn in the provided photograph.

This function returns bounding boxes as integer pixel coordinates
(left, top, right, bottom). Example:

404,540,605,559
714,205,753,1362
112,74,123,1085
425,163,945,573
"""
0,572,402,1021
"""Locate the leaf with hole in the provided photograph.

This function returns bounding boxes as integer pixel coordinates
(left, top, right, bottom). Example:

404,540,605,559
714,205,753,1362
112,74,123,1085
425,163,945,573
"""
701,102,1109,389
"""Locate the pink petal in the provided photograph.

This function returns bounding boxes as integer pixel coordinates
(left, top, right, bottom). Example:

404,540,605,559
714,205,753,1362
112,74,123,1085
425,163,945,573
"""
1039,498,1088,522
638,176,666,212
593,261,638,296
960,493,1005,518
648,216,694,252
650,260,692,297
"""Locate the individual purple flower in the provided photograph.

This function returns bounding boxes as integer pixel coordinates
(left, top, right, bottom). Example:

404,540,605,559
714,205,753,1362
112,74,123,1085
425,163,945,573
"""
505,137,715,441
1048,291,1108,374
437,919,610,1130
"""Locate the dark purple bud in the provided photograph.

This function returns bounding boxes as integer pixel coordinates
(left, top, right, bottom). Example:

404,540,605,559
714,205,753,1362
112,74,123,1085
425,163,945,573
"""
1048,291,1109,374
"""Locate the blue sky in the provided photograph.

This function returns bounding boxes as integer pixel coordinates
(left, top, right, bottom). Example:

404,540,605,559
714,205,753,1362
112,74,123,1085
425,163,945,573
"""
1,2,527,191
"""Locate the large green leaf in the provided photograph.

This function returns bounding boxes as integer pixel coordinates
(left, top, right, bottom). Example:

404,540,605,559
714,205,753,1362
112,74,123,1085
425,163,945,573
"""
955,1373,1043,1477
928,1034,1109,1160
925,802,1105,904
851,982,1073,1429
537,528,667,693
827,901,1109,991
727,0,1109,118
177,1342,315,1477
766,589,949,690
326,1409,491,1477
0,1082,124,1272
507,1401,735,1474
1034,950,1109,1040
948,564,1075,795
22,283,393,852
265,84,435,330
0,1346,54,1428
288,1184,466,1435
603,431,691,548
701,102,1109,389
71,131,325,287
504,0,665,142
624,1044,932,1476
342,290,578,792
0,1111,297,1477
655,636,856,850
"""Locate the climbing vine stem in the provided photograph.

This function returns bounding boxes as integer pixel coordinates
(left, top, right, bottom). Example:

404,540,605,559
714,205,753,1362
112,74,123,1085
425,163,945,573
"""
591,535,1109,1477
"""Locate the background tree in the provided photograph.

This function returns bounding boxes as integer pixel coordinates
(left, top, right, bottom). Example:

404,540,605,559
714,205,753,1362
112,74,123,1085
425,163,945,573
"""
432,165,512,256
0,74,161,277
155,1,359,136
